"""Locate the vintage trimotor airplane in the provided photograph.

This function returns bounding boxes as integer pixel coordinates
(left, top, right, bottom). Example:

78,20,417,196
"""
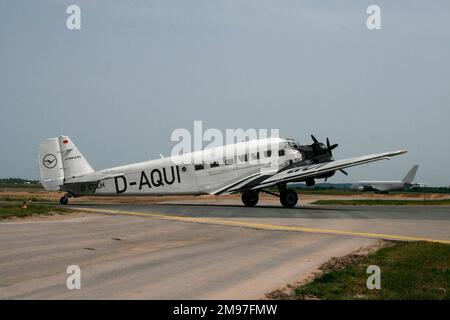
38,135,407,208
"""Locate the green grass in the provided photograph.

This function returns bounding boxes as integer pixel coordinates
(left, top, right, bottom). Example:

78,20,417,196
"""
0,196,40,202
0,183,44,192
312,199,450,206
0,195,54,202
291,189,360,195
0,205,71,219
293,242,450,300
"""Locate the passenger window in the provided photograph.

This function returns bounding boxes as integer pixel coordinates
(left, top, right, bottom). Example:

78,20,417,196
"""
210,161,219,168
238,154,248,162
265,150,272,158
195,164,204,171
279,149,285,156
252,152,260,160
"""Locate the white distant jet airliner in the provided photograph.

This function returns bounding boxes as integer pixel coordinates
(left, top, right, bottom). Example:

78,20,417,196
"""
351,164,420,192
38,135,407,207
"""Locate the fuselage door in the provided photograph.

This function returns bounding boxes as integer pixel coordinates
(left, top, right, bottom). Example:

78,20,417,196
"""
194,159,237,192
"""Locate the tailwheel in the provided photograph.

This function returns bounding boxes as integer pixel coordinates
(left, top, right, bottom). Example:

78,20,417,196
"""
280,189,298,208
60,196,69,205
241,191,259,207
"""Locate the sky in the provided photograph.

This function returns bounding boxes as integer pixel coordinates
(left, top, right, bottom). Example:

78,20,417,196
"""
0,0,449,186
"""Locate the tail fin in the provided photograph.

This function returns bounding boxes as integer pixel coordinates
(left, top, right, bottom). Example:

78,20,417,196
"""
38,138,64,191
38,135,94,191
401,165,419,184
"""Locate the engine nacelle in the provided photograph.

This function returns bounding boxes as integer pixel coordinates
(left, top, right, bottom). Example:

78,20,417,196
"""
315,171,336,180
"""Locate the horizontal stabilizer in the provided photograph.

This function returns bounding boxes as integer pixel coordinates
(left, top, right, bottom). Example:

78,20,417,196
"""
64,172,124,184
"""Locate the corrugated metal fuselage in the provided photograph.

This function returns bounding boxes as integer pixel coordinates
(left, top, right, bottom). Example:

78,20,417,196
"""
62,138,302,197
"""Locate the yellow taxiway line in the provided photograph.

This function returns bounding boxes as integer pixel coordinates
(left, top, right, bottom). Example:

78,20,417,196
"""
74,207,450,245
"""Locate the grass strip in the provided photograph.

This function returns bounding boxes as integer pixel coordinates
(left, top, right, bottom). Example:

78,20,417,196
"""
312,199,450,206
293,242,450,300
0,204,71,219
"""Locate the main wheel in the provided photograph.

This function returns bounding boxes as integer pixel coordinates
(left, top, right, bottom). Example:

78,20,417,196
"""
241,191,259,207
280,189,298,208
60,196,69,205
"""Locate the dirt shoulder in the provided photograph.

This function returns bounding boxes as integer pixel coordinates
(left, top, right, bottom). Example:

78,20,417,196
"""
265,240,391,299
1,190,449,205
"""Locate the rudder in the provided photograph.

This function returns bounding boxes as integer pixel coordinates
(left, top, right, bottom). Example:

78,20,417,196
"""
59,135,94,179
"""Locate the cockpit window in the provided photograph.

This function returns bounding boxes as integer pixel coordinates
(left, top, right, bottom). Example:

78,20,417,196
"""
286,139,298,149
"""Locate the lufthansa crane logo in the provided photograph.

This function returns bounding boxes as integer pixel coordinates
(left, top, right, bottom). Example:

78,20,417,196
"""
43,154,57,169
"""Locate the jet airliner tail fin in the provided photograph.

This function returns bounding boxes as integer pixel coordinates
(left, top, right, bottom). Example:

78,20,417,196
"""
38,135,94,191
402,164,419,184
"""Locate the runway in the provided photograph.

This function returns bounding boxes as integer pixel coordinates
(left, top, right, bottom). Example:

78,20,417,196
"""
0,200,449,299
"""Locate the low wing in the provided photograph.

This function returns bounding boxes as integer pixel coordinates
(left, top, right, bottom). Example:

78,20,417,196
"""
361,184,384,192
372,185,389,192
215,150,407,194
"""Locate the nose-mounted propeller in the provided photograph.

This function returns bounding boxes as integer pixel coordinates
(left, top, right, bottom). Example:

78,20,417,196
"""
310,134,338,158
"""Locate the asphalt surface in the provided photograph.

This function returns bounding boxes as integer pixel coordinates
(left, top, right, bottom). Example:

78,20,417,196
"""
0,200,449,299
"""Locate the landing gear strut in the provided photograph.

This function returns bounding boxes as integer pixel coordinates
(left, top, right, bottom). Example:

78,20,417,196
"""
241,191,259,207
